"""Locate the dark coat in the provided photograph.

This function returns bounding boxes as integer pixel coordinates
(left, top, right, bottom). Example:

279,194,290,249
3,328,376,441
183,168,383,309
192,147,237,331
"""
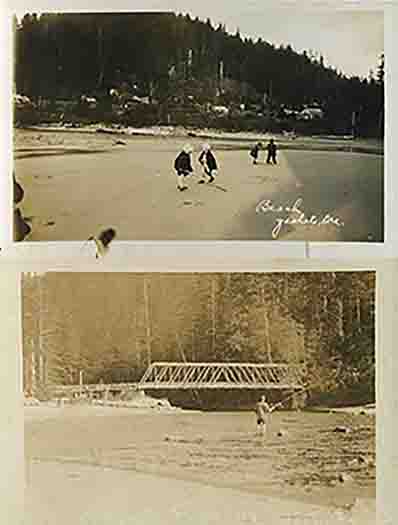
14,208,31,241
250,145,260,159
174,151,193,173
267,142,277,155
199,150,218,171
13,176,24,205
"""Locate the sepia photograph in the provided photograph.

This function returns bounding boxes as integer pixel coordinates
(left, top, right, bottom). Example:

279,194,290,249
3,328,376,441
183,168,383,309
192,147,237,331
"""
12,8,384,243
23,271,375,524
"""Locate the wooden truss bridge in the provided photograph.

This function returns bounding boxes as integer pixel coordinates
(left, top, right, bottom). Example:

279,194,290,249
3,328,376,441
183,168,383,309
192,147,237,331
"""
138,362,305,391
51,362,305,398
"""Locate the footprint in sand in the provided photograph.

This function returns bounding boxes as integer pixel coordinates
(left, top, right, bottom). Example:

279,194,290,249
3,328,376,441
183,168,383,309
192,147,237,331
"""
251,176,268,183
181,200,204,207
67,472,81,480
45,220,56,227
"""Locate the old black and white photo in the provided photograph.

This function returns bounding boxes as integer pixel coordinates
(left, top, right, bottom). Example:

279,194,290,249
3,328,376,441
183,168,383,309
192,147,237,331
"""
23,271,375,524
13,8,384,242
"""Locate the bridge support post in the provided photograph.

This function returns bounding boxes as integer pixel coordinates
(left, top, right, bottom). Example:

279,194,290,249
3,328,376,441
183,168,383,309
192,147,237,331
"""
104,388,109,402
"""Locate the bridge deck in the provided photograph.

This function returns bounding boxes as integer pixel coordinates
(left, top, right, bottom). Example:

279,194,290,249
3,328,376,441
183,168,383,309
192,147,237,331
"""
53,383,138,393
51,362,306,395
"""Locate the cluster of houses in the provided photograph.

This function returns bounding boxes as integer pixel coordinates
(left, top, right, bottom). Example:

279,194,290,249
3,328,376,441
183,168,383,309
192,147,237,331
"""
280,105,325,120
14,88,326,124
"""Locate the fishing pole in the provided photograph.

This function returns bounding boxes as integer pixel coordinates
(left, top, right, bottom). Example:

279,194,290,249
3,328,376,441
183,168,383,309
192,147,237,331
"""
269,379,323,412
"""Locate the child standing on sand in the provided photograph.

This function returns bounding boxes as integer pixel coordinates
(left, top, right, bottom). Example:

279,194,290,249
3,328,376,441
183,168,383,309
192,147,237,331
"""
198,143,218,183
174,144,194,191
266,138,278,165
250,142,262,165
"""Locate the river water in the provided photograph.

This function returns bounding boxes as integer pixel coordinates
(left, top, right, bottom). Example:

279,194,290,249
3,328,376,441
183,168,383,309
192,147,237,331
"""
25,406,375,509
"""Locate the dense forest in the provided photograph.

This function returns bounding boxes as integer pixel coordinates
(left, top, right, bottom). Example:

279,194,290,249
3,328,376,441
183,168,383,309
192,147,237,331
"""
14,13,384,136
22,272,375,407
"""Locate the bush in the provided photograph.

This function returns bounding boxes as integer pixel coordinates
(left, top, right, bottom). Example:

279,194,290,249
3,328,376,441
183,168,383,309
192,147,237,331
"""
14,106,40,126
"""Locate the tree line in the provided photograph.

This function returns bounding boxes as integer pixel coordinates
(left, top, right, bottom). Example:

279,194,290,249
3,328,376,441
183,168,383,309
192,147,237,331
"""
22,272,375,406
14,13,384,137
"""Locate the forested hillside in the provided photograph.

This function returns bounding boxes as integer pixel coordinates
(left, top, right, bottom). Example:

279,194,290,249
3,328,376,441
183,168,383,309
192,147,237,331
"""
14,13,384,136
22,272,375,405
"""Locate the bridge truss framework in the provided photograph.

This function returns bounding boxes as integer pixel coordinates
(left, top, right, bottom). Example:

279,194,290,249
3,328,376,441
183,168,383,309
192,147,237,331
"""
51,362,306,398
138,362,305,390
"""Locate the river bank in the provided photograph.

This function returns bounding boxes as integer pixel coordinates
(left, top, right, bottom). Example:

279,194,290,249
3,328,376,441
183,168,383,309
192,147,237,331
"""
24,459,375,525
25,404,375,516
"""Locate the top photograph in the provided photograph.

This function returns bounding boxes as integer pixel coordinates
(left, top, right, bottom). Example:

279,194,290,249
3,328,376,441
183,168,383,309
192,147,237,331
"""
13,8,384,243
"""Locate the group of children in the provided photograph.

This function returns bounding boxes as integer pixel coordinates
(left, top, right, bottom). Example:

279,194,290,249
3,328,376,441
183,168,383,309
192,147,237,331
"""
174,143,218,192
173,138,278,192
250,139,278,165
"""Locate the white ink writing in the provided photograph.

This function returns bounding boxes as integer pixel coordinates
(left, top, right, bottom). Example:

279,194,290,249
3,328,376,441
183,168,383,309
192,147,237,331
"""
256,198,344,239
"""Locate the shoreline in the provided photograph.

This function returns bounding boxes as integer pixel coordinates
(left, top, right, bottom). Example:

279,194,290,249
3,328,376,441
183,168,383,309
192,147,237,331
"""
15,124,384,156
30,454,376,507
24,459,375,525
307,404,376,416
24,398,376,414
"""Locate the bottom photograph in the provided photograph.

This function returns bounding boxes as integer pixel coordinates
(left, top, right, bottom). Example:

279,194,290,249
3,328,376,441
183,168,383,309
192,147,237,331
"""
22,272,376,525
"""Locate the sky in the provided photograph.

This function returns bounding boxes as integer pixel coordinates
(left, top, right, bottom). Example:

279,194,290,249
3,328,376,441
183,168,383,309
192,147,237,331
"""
179,4,384,79
13,4,384,79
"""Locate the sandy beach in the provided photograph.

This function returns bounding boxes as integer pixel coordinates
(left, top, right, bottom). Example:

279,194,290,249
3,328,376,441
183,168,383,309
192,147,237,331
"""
24,404,375,524
14,128,384,242
24,460,375,525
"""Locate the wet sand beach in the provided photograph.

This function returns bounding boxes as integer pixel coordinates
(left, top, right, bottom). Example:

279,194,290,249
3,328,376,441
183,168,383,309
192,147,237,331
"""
14,129,384,242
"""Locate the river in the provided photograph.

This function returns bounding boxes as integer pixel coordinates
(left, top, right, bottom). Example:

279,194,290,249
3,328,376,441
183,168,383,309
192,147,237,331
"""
25,405,375,510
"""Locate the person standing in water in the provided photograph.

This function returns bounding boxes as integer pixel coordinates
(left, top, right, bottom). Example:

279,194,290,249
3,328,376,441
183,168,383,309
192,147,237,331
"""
198,143,218,183
174,144,194,191
250,142,262,165
255,395,272,436
266,138,278,165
